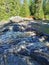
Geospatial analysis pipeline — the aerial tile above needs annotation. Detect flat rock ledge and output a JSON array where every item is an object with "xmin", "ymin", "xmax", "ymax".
[{"xmin": 0, "ymin": 16, "xmax": 33, "ymax": 25}]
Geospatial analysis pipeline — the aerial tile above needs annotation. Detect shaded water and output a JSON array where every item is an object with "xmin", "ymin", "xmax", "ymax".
[{"xmin": 0, "ymin": 21, "xmax": 49, "ymax": 65}]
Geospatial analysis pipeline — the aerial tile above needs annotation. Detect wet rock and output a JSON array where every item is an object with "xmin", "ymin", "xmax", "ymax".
[
  {"xmin": 39, "ymin": 36, "xmax": 45, "ymax": 42},
  {"xmin": 30, "ymin": 52, "xmax": 49, "ymax": 65},
  {"xmin": 2, "ymin": 28, "xmax": 9, "ymax": 33},
  {"xmin": 6, "ymin": 54, "xmax": 28, "ymax": 65},
  {"xmin": 13, "ymin": 25, "xmax": 20, "ymax": 31},
  {"xmin": 25, "ymin": 27, "xmax": 35, "ymax": 31},
  {"xmin": 0, "ymin": 48, "xmax": 4, "ymax": 54}
]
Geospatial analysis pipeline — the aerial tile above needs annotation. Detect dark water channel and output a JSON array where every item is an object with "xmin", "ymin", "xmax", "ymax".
[{"xmin": 0, "ymin": 21, "xmax": 49, "ymax": 65}]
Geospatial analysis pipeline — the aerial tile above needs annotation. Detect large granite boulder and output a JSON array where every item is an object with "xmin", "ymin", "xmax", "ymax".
[{"xmin": 9, "ymin": 16, "xmax": 24, "ymax": 22}]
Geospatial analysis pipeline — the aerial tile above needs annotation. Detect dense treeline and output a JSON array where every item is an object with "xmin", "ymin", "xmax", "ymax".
[{"xmin": 0, "ymin": 0, "xmax": 49, "ymax": 21}]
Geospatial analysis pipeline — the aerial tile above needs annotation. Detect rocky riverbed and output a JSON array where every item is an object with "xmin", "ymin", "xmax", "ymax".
[{"xmin": 0, "ymin": 20, "xmax": 49, "ymax": 65}]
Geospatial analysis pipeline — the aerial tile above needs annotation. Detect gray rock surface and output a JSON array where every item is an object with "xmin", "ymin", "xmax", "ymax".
[{"xmin": 9, "ymin": 16, "xmax": 24, "ymax": 22}]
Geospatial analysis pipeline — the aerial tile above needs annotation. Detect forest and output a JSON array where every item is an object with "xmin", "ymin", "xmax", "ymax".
[{"xmin": 0, "ymin": 0, "xmax": 49, "ymax": 21}]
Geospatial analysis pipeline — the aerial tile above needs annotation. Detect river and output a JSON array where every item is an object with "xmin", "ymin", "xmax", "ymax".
[{"xmin": 0, "ymin": 20, "xmax": 49, "ymax": 65}]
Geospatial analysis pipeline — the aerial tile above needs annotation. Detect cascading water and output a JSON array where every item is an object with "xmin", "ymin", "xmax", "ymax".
[{"xmin": 0, "ymin": 21, "xmax": 49, "ymax": 65}]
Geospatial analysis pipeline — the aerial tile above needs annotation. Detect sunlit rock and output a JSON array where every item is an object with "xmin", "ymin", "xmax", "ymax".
[
  {"xmin": 45, "ymin": 42, "xmax": 49, "ymax": 47},
  {"xmin": 39, "ymin": 36, "xmax": 45, "ymax": 42},
  {"xmin": 9, "ymin": 16, "xmax": 24, "ymax": 22},
  {"xmin": 9, "ymin": 26, "xmax": 13, "ymax": 31}
]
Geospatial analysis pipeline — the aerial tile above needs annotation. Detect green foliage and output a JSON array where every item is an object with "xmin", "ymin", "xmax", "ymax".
[
  {"xmin": 43, "ymin": 0, "xmax": 49, "ymax": 15},
  {"xmin": 34, "ymin": 0, "xmax": 44, "ymax": 19},
  {"xmin": 29, "ymin": 0, "xmax": 35, "ymax": 15},
  {"xmin": 43, "ymin": 0, "xmax": 49, "ymax": 19},
  {"xmin": 20, "ymin": 0, "xmax": 30, "ymax": 17},
  {"xmin": 0, "ymin": 0, "xmax": 49, "ymax": 21},
  {"xmin": 0, "ymin": 0, "xmax": 21, "ymax": 21}
]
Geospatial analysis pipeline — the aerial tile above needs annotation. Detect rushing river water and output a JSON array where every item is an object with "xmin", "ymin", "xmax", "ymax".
[{"xmin": 0, "ymin": 21, "xmax": 49, "ymax": 65}]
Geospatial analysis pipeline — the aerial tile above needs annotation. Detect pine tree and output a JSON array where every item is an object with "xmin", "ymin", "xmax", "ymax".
[
  {"xmin": 7, "ymin": 0, "xmax": 21, "ymax": 16},
  {"xmin": 43, "ymin": 0, "xmax": 49, "ymax": 14},
  {"xmin": 34, "ymin": 0, "xmax": 44, "ymax": 19},
  {"xmin": 43, "ymin": 0, "xmax": 49, "ymax": 19},
  {"xmin": 20, "ymin": 0, "xmax": 30, "ymax": 17},
  {"xmin": 29, "ymin": 0, "xmax": 35, "ymax": 16},
  {"xmin": 0, "ymin": 0, "xmax": 6, "ymax": 20},
  {"xmin": 0, "ymin": 0, "xmax": 21, "ymax": 20},
  {"xmin": 14, "ymin": 0, "xmax": 21, "ymax": 16}
]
